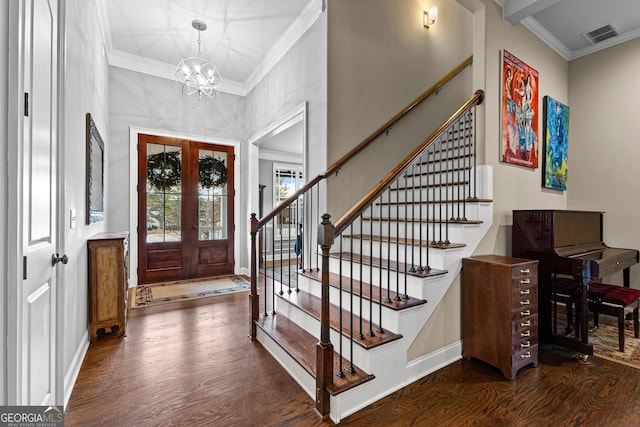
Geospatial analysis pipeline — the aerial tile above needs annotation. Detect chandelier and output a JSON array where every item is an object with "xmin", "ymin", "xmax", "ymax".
[{"xmin": 175, "ymin": 20, "xmax": 221, "ymax": 102}]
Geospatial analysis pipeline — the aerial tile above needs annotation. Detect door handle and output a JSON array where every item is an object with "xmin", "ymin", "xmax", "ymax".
[{"xmin": 52, "ymin": 253, "xmax": 69, "ymax": 266}]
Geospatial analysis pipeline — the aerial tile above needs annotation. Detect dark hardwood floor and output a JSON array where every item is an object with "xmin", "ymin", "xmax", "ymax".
[{"xmin": 65, "ymin": 291, "xmax": 640, "ymax": 426}]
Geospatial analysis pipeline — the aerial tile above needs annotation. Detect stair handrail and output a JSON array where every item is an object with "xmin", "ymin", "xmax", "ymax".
[
  {"xmin": 332, "ymin": 89, "xmax": 485, "ymax": 237},
  {"xmin": 255, "ymin": 55, "xmax": 473, "ymax": 230}
]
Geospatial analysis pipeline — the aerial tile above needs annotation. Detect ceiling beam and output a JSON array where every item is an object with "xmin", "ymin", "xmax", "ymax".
[{"xmin": 501, "ymin": 0, "xmax": 563, "ymax": 24}]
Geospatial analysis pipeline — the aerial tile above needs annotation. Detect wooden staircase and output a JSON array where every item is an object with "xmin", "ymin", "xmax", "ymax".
[
  {"xmin": 254, "ymin": 168, "xmax": 493, "ymax": 422},
  {"xmin": 249, "ymin": 59, "xmax": 492, "ymax": 423}
]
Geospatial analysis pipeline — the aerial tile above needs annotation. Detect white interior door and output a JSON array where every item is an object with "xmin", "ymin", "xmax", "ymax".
[{"xmin": 18, "ymin": 0, "xmax": 59, "ymax": 405}]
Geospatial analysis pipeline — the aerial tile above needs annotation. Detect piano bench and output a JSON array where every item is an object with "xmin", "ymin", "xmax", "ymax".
[{"xmin": 588, "ymin": 283, "xmax": 640, "ymax": 352}]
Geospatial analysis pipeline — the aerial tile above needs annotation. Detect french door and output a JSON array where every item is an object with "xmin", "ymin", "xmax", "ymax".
[{"xmin": 137, "ymin": 134, "xmax": 234, "ymax": 284}]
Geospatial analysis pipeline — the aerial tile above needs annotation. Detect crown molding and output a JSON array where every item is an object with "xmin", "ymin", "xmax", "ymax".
[
  {"xmin": 258, "ymin": 148, "xmax": 303, "ymax": 163},
  {"xmin": 108, "ymin": 49, "xmax": 246, "ymax": 96},
  {"xmin": 243, "ymin": 0, "xmax": 323, "ymax": 96},
  {"xmin": 95, "ymin": 0, "xmax": 323, "ymax": 98},
  {"xmin": 568, "ymin": 26, "xmax": 640, "ymax": 60},
  {"xmin": 520, "ymin": 17, "xmax": 571, "ymax": 60}
]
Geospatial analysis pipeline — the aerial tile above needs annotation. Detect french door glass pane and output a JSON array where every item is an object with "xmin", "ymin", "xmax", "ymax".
[
  {"xmin": 198, "ymin": 148, "xmax": 228, "ymax": 241},
  {"xmin": 146, "ymin": 143, "xmax": 182, "ymax": 243}
]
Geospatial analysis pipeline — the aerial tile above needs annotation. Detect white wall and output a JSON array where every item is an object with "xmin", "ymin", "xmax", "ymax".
[
  {"xmin": 109, "ymin": 68, "xmax": 246, "ymax": 279},
  {"xmin": 568, "ymin": 37, "xmax": 640, "ymax": 286},
  {"xmin": 62, "ymin": 0, "xmax": 110, "ymax": 388},
  {"xmin": 473, "ymin": 0, "xmax": 569, "ymax": 256},
  {"xmin": 0, "ymin": 0, "xmax": 8, "ymax": 406},
  {"xmin": 245, "ymin": 12, "xmax": 328, "ymax": 181},
  {"xmin": 326, "ymin": 0, "xmax": 474, "ymax": 217}
]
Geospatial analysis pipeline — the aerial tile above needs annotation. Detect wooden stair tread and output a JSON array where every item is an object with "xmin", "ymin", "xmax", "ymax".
[
  {"xmin": 329, "ymin": 252, "xmax": 448, "ymax": 278},
  {"xmin": 255, "ymin": 313, "xmax": 375, "ymax": 395},
  {"xmin": 391, "ymin": 181, "xmax": 470, "ymax": 190},
  {"xmin": 344, "ymin": 234, "xmax": 466, "ymax": 250},
  {"xmin": 405, "ymin": 165, "xmax": 471, "ymax": 178},
  {"xmin": 277, "ymin": 289, "xmax": 403, "ymax": 349},
  {"xmin": 362, "ymin": 216, "xmax": 483, "ymax": 225},
  {"xmin": 377, "ymin": 198, "xmax": 492, "ymax": 206},
  {"xmin": 300, "ymin": 270, "xmax": 427, "ymax": 311}
]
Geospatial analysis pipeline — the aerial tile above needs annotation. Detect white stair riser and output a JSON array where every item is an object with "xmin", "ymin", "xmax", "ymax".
[
  {"xmin": 363, "ymin": 203, "xmax": 481, "ymax": 222},
  {"xmin": 333, "ymin": 240, "xmax": 449, "ymax": 270},
  {"xmin": 350, "ymin": 222, "xmax": 472, "ymax": 243}
]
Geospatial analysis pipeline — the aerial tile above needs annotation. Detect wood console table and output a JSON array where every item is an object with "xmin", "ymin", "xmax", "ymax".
[{"xmin": 88, "ymin": 232, "xmax": 129, "ymax": 342}]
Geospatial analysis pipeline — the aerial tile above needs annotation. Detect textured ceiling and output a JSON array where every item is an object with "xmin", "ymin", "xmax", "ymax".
[
  {"xmin": 100, "ymin": 0, "xmax": 640, "ymax": 96},
  {"xmin": 498, "ymin": 0, "xmax": 640, "ymax": 59},
  {"xmin": 101, "ymin": 0, "xmax": 313, "ymax": 93}
]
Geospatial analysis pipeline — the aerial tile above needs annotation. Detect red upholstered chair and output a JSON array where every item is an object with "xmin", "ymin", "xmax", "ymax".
[{"xmin": 588, "ymin": 283, "xmax": 640, "ymax": 352}]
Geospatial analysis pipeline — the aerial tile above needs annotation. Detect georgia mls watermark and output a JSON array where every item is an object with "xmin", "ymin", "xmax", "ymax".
[{"xmin": 0, "ymin": 406, "xmax": 63, "ymax": 427}]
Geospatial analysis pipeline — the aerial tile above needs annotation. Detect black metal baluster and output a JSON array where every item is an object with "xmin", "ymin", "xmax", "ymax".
[
  {"xmin": 395, "ymin": 181, "xmax": 401, "ymax": 301},
  {"xmin": 378, "ymin": 192, "xmax": 385, "ymax": 334},
  {"xmin": 403, "ymin": 171, "xmax": 409, "ymax": 298},
  {"xmin": 470, "ymin": 110, "xmax": 477, "ymax": 201},
  {"xmin": 287, "ymin": 207, "xmax": 292, "ymax": 294},
  {"xmin": 279, "ymin": 212, "xmax": 284, "ymax": 295},
  {"xmin": 423, "ymin": 151, "xmax": 430, "ymax": 272},
  {"xmin": 358, "ymin": 216, "xmax": 364, "ymax": 340},
  {"xmin": 316, "ymin": 184, "xmax": 321, "ymax": 271},
  {"xmin": 410, "ymin": 165, "xmax": 416, "ymax": 273},
  {"xmin": 337, "ymin": 235, "xmax": 345, "ymax": 378},
  {"xmin": 272, "ymin": 218, "xmax": 277, "ymax": 314},
  {"xmin": 368, "ymin": 207, "xmax": 375, "ymax": 337},
  {"xmin": 348, "ymin": 225, "xmax": 356, "ymax": 374},
  {"xmin": 456, "ymin": 120, "xmax": 462, "ymax": 221},
  {"xmin": 444, "ymin": 134, "xmax": 450, "ymax": 245},
  {"xmin": 430, "ymin": 147, "xmax": 436, "ymax": 246},
  {"xmin": 417, "ymin": 156, "xmax": 424, "ymax": 274}
]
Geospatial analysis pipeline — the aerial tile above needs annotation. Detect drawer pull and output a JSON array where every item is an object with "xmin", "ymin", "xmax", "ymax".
[
  {"xmin": 520, "ymin": 310, "xmax": 531, "ymax": 316},
  {"xmin": 520, "ymin": 268, "xmax": 530, "ymax": 274},
  {"xmin": 521, "ymin": 331, "xmax": 531, "ymax": 338},
  {"xmin": 521, "ymin": 320, "xmax": 531, "ymax": 327},
  {"xmin": 520, "ymin": 279, "xmax": 531, "ymax": 284},
  {"xmin": 521, "ymin": 341, "xmax": 531, "ymax": 348},
  {"xmin": 520, "ymin": 299, "xmax": 530, "ymax": 306},
  {"xmin": 520, "ymin": 289, "xmax": 530, "ymax": 295},
  {"xmin": 522, "ymin": 351, "xmax": 532, "ymax": 359}
]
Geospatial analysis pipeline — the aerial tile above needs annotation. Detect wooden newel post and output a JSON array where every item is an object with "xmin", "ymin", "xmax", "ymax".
[
  {"xmin": 249, "ymin": 213, "xmax": 259, "ymax": 339},
  {"xmin": 315, "ymin": 213, "xmax": 335, "ymax": 416}
]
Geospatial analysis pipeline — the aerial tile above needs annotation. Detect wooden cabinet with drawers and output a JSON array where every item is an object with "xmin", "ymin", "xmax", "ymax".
[
  {"xmin": 88, "ymin": 232, "xmax": 129, "ymax": 342},
  {"xmin": 462, "ymin": 255, "xmax": 538, "ymax": 380}
]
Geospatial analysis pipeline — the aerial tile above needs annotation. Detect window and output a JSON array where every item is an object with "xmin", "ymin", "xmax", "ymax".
[{"xmin": 273, "ymin": 163, "xmax": 303, "ymax": 239}]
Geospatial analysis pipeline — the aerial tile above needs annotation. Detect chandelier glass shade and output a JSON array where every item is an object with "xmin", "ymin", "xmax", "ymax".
[{"xmin": 175, "ymin": 20, "xmax": 221, "ymax": 101}]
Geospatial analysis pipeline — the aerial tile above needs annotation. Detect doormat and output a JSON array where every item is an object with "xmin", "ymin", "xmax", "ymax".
[{"xmin": 133, "ymin": 275, "xmax": 250, "ymax": 308}]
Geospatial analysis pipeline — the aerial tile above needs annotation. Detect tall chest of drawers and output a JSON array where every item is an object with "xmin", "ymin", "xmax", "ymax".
[{"xmin": 462, "ymin": 255, "xmax": 538, "ymax": 380}]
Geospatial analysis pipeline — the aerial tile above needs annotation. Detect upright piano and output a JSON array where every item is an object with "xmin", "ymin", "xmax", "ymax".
[{"xmin": 512, "ymin": 210, "xmax": 639, "ymax": 355}]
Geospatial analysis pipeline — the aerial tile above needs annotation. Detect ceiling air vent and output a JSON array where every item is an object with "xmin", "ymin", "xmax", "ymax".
[{"xmin": 583, "ymin": 24, "xmax": 618, "ymax": 44}]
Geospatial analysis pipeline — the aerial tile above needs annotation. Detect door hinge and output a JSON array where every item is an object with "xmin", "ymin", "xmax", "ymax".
[
  {"xmin": 24, "ymin": 93, "xmax": 29, "ymax": 117},
  {"xmin": 23, "ymin": 256, "xmax": 27, "ymax": 279}
]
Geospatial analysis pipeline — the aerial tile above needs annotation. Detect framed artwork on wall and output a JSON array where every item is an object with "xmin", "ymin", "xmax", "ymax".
[
  {"xmin": 500, "ymin": 50, "xmax": 539, "ymax": 169},
  {"xmin": 86, "ymin": 113, "xmax": 105, "ymax": 224},
  {"xmin": 542, "ymin": 96, "xmax": 570, "ymax": 190}
]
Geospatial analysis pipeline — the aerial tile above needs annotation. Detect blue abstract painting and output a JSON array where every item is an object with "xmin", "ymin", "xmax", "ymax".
[{"xmin": 543, "ymin": 96, "xmax": 569, "ymax": 190}]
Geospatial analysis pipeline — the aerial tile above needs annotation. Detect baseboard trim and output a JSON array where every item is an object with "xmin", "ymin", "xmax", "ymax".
[
  {"xmin": 63, "ymin": 330, "xmax": 89, "ymax": 409},
  {"xmin": 405, "ymin": 340, "xmax": 462, "ymax": 385}
]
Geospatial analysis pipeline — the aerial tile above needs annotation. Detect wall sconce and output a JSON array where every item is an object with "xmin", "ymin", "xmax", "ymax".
[{"xmin": 423, "ymin": 7, "xmax": 438, "ymax": 28}]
